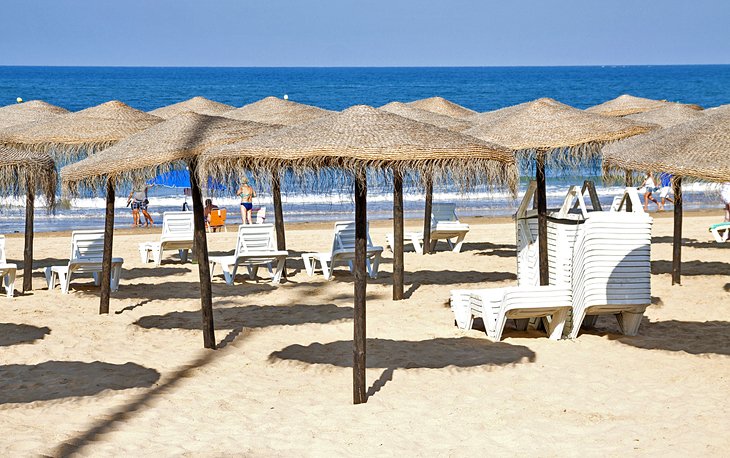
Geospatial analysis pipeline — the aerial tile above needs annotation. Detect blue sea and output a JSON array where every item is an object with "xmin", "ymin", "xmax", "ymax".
[{"xmin": 1, "ymin": 65, "xmax": 729, "ymax": 232}]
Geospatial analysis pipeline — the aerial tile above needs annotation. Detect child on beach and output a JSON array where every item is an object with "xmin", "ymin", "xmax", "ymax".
[
  {"xmin": 237, "ymin": 178, "xmax": 256, "ymax": 224},
  {"xmin": 658, "ymin": 172, "xmax": 674, "ymax": 210},
  {"xmin": 639, "ymin": 172, "xmax": 662, "ymax": 212}
]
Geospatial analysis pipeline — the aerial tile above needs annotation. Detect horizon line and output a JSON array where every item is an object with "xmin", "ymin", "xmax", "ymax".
[{"xmin": 1, "ymin": 63, "xmax": 729, "ymax": 69}]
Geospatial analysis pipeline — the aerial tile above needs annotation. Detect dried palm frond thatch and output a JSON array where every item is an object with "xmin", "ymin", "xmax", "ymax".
[
  {"xmin": 61, "ymin": 112, "xmax": 282, "ymax": 194},
  {"xmin": 586, "ymin": 94, "xmax": 702, "ymax": 117},
  {"xmin": 602, "ymin": 108, "xmax": 730, "ymax": 183},
  {"xmin": 0, "ymin": 100, "xmax": 69, "ymax": 129},
  {"xmin": 379, "ymin": 102, "xmax": 473, "ymax": 132},
  {"xmin": 406, "ymin": 96, "xmax": 476, "ymax": 119},
  {"xmin": 149, "ymin": 96, "xmax": 235, "ymax": 119},
  {"xmin": 223, "ymin": 96, "xmax": 334, "ymax": 126},
  {"xmin": 201, "ymin": 105, "xmax": 516, "ymax": 192},
  {"xmin": 0, "ymin": 101, "xmax": 162, "ymax": 158},
  {"xmin": 0, "ymin": 145, "xmax": 57, "ymax": 207},
  {"xmin": 624, "ymin": 104, "xmax": 706, "ymax": 128}
]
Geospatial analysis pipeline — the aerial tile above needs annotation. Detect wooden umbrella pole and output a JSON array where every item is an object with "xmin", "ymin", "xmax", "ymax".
[
  {"xmin": 188, "ymin": 158, "xmax": 216, "ymax": 349},
  {"xmin": 422, "ymin": 177, "xmax": 433, "ymax": 255},
  {"xmin": 536, "ymin": 153, "xmax": 549, "ymax": 286},
  {"xmin": 22, "ymin": 176, "xmax": 35, "ymax": 293},
  {"xmin": 353, "ymin": 169, "xmax": 368, "ymax": 404},
  {"xmin": 625, "ymin": 170, "xmax": 633, "ymax": 212},
  {"xmin": 99, "ymin": 179, "xmax": 115, "ymax": 314},
  {"xmin": 392, "ymin": 168, "xmax": 404, "ymax": 300},
  {"xmin": 271, "ymin": 168, "xmax": 287, "ymax": 279},
  {"xmin": 672, "ymin": 177, "xmax": 683, "ymax": 286}
]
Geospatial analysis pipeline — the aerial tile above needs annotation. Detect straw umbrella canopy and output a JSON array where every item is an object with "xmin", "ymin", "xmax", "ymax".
[
  {"xmin": 0, "ymin": 100, "xmax": 69, "ymax": 129},
  {"xmin": 62, "ymin": 112, "xmax": 282, "ymax": 346},
  {"xmin": 223, "ymin": 96, "xmax": 335, "ymax": 262},
  {"xmin": 223, "ymin": 96, "xmax": 334, "ymax": 126},
  {"xmin": 406, "ymin": 96, "xmax": 476, "ymax": 119},
  {"xmin": 586, "ymin": 94, "xmax": 703, "ymax": 117},
  {"xmin": 603, "ymin": 108, "xmax": 730, "ymax": 286},
  {"xmin": 0, "ymin": 100, "xmax": 162, "ymax": 158},
  {"xmin": 379, "ymin": 102, "xmax": 473, "ymax": 132},
  {"xmin": 0, "ymin": 146, "xmax": 57, "ymax": 294},
  {"xmin": 148, "ymin": 96, "xmax": 235, "ymax": 119},
  {"xmin": 624, "ymin": 104, "xmax": 706, "ymax": 128},
  {"xmin": 201, "ymin": 105, "xmax": 516, "ymax": 404},
  {"xmin": 465, "ymin": 97, "xmax": 655, "ymax": 286}
]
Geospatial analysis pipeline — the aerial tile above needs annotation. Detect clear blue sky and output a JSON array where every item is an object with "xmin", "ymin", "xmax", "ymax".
[{"xmin": 2, "ymin": 0, "xmax": 728, "ymax": 67}]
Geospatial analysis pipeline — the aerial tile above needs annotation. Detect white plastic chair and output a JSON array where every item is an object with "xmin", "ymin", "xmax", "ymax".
[
  {"xmin": 209, "ymin": 224, "xmax": 288, "ymax": 285},
  {"xmin": 709, "ymin": 222, "xmax": 730, "ymax": 243},
  {"xmin": 385, "ymin": 202, "xmax": 470, "ymax": 254},
  {"xmin": 0, "ymin": 235, "xmax": 17, "ymax": 298},
  {"xmin": 302, "ymin": 221, "xmax": 383, "ymax": 280},
  {"xmin": 139, "ymin": 212, "xmax": 194, "ymax": 266},
  {"xmin": 45, "ymin": 230, "xmax": 123, "ymax": 294}
]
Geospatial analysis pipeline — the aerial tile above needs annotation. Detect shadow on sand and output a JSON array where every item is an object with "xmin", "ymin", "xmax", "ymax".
[
  {"xmin": 607, "ymin": 319, "xmax": 730, "ymax": 356},
  {"xmin": 269, "ymin": 337, "xmax": 535, "ymax": 397},
  {"xmin": 0, "ymin": 361, "xmax": 160, "ymax": 404},
  {"xmin": 651, "ymin": 260, "xmax": 730, "ymax": 276},
  {"xmin": 135, "ymin": 303, "xmax": 353, "ymax": 331},
  {"xmin": 0, "ymin": 323, "xmax": 51, "ymax": 346}
]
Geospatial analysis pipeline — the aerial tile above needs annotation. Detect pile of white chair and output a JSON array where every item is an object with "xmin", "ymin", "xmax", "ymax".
[{"xmin": 450, "ymin": 183, "xmax": 653, "ymax": 341}]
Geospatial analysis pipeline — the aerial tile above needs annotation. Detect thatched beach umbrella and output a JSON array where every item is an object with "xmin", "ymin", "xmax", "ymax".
[
  {"xmin": 624, "ymin": 104, "xmax": 706, "ymax": 128},
  {"xmin": 0, "ymin": 100, "xmax": 69, "ymax": 129},
  {"xmin": 0, "ymin": 100, "xmax": 162, "ymax": 159},
  {"xmin": 465, "ymin": 97, "xmax": 654, "ymax": 285},
  {"xmin": 380, "ymin": 101, "xmax": 475, "ymax": 254},
  {"xmin": 201, "ymin": 105, "xmax": 516, "ymax": 404},
  {"xmin": 149, "ymin": 96, "xmax": 235, "ymax": 119},
  {"xmin": 223, "ymin": 96, "xmax": 335, "ymax": 261},
  {"xmin": 603, "ymin": 109, "xmax": 730, "ymax": 285},
  {"xmin": 586, "ymin": 94, "xmax": 703, "ymax": 117},
  {"xmin": 406, "ymin": 96, "xmax": 476, "ymax": 119},
  {"xmin": 62, "ymin": 112, "xmax": 280, "ymax": 347},
  {"xmin": 0, "ymin": 146, "xmax": 57, "ymax": 293}
]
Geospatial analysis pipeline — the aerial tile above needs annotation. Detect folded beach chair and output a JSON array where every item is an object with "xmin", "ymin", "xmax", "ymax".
[
  {"xmin": 45, "ymin": 230, "xmax": 124, "ymax": 294},
  {"xmin": 209, "ymin": 224, "xmax": 288, "ymax": 285},
  {"xmin": 568, "ymin": 210, "xmax": 653, "ymax": 338},
  {"xmin": 385, "ymin": 202, "xmax": 470, "ymax": 254},
  {"xmin": 709, "ymin": 222, "xmax": 730, "ymax": 243},
  {"xmin": 207, "ymin": 208, "xmax": 227, "ymax": 233},
  {"xmin": 139, "ymin": 211, "xmax": 194, "ymax": 266},
  {"xmin": 302, "ymin": 221, "xmax": 383, "ymax": 280},
  {"xmin": 0, "ymin": 235, "xmax": 17, "ymax": 298}
]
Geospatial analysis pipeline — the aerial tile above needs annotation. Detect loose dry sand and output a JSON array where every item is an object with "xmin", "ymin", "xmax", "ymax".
[{"xmin": 0, "ymin": 211, "xmax": 728, "ymax": 456}]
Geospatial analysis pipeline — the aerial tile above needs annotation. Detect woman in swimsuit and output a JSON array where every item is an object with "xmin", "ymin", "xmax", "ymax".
[
  {"xmin": 237, "ymin": 178, "xmax": 256, "ymax": 224},
  {"xmin": 639, "ymin": 172, "xmax": 661, "ymax": 212}
]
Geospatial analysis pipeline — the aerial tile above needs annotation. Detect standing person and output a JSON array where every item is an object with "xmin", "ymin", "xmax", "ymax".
[
  {"xmin": 721, "ymin": 182, "xmax": 730, "ymax": 222},
  {"xmin": 204, "ymin": 198, "xmax": 220, "ymax": 231},
  {"xmin": 658, "ymin": 172, "xmax": 674, "ymax": 210},
  {"xmin": 639, "ymin": 172, "xmax": 661, "ymax": 212},
  {"xmin": 237, "ymin": 177, "xmax": 256, "ymax": 224},
  {"xmin": 127, "ymin": 185, "xmax": 154, "ymax": 227}
]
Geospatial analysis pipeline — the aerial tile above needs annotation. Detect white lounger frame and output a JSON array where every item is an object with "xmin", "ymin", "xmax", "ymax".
[
  {"xmin": 46, "ymin": 230, "xmax": 123, "ymax": 294},
  {"xmin": 302, "ymin": 221, "xmax": 383, "ymax": 280},
  {"xmin": 209, "ymin": 224, "xmax": 288, "ymax": 285},
  {"xmin": 385, "ymin": 202, "xmax": 470, "ymax": 254},
  {"xmin": 139, "ymin": 211, "xmax": 195, "ymax": 266},
  {"xmin": 0, "ymin": 235, "xmax": 17, "ymax": 298}
]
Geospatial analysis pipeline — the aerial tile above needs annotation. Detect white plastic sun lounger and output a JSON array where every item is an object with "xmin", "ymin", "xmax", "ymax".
[
  {"xmin": 139, "ymin": 211, "xmax": 194, "ymax": 266},
  {"xmin": 209, "ymin": 223, "xmax": 288, "ymax": 285},
  {"xmin": 0, "ymin": 235, "xmax": 17, "ymax": 298},
  {"xmin": 302, "ymin": 221, "xmax": 383, "ymax": 280},
  {"xmin": 385, "ymin": 202, "xmax": 470, "ymax": 254},
  {"xmin": 709, "ymin": 222, "xmax": 730, "ymax": 243},
  {"xmin": 45, "ymin": 230, "xmax": 123, "ymax": 294},
  {"xmin": 450, "ymin": 285, "xmax": 572, "ymax": 340}
]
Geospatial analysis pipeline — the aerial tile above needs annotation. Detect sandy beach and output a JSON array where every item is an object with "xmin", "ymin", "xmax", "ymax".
[{"xmin": 0, "ymin": 210, "xmax": 728, "ymax": 456}]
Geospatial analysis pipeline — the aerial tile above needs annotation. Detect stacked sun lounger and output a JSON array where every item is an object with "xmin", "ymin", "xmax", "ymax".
[{"xmin": 568, "ymin": 210, "xmax": 653, "ymax": 338}]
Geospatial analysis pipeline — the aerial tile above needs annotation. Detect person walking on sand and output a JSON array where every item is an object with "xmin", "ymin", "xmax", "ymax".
[
  {"xmin": 237, "ymin": 178, "xmax": 256, "ymax": 224},
  {"xmin": 127, "ymin": 185, "xmax": 154, "ymax": 227},
  {"xmin": 658, "ymin": 172, "xmax": 674, "ymax": 210},
  {"xmin": 639, "ymin": 172, "xmax": 661, "ymax": 212}
]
